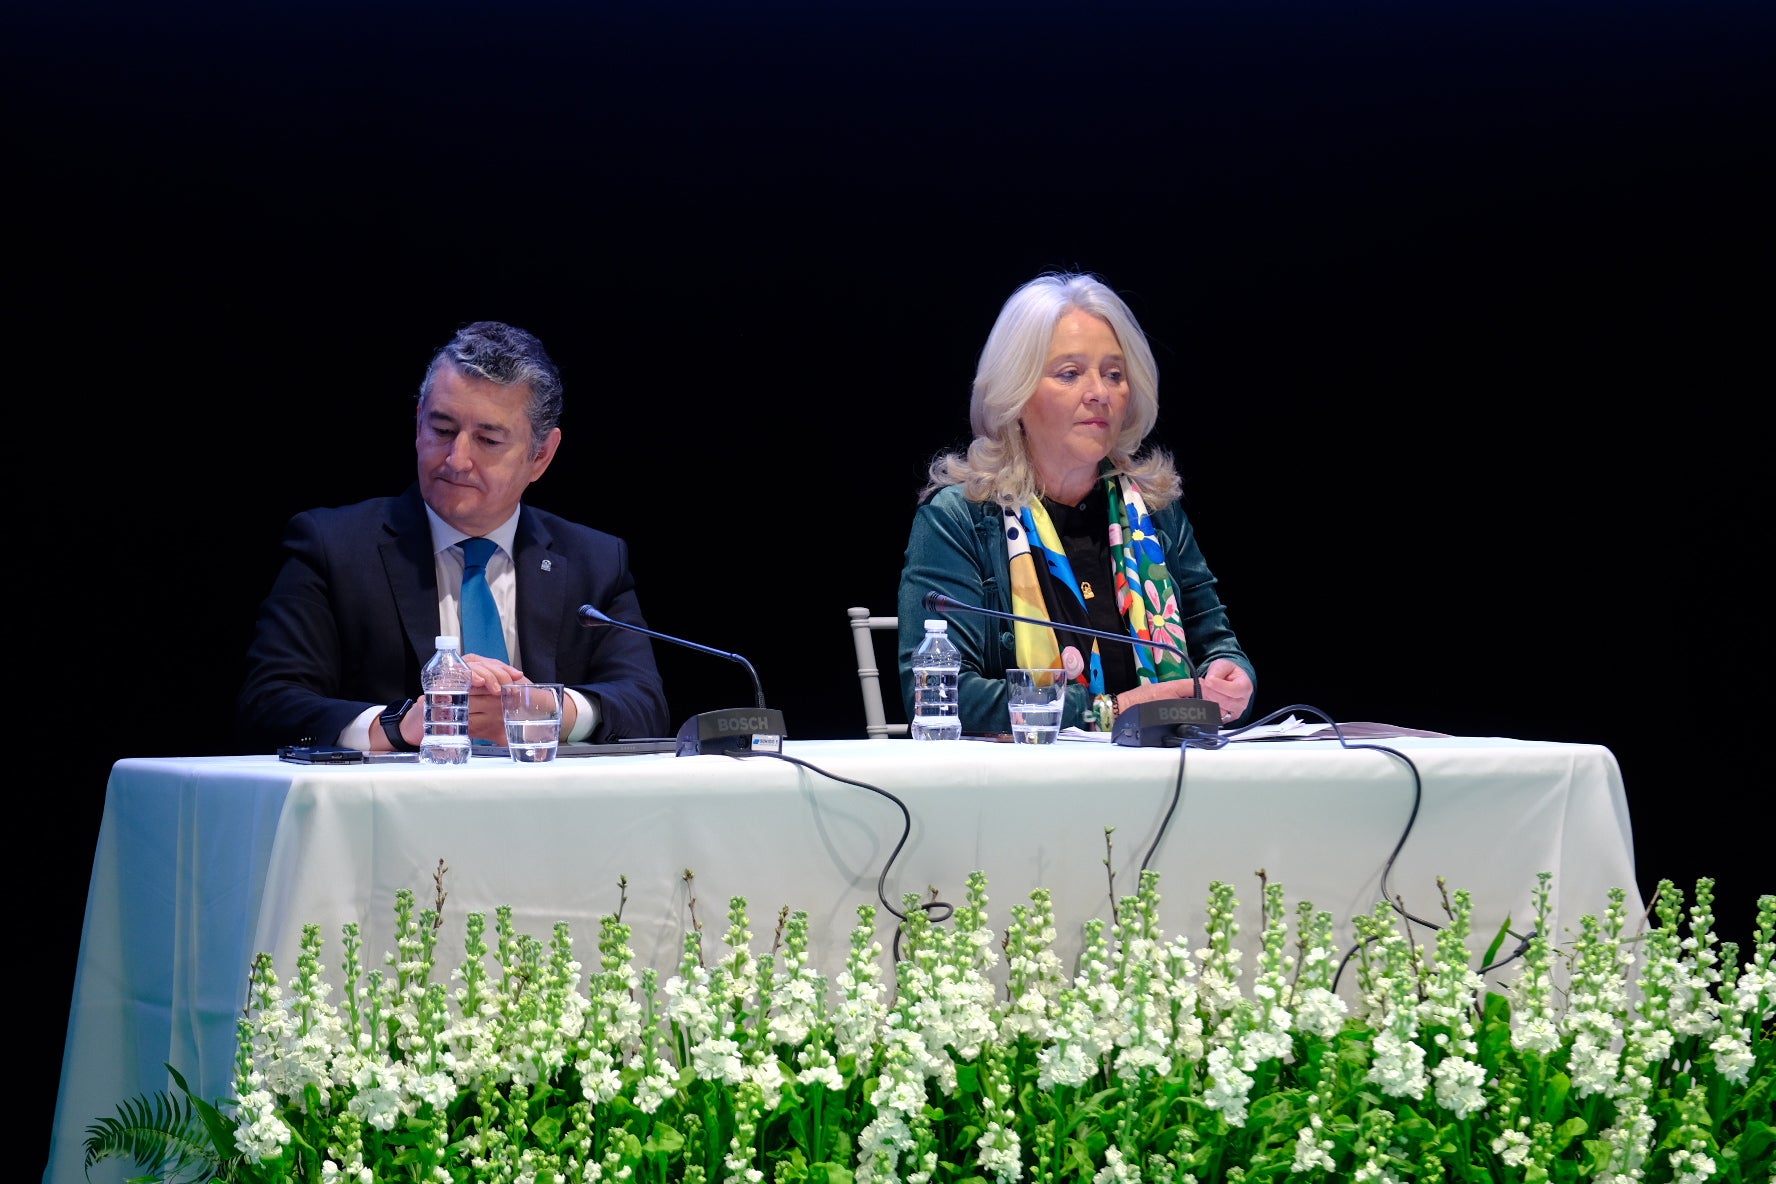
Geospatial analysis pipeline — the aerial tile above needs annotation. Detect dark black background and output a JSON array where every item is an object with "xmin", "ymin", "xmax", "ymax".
[{"xmin": 14, "ymin": 0, "xmax": 1770, "ymax": 1159}]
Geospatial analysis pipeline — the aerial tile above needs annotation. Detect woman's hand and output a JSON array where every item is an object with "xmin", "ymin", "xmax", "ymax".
[
  {"xmin": 1197, "ymin": 659, "xmax": 1253, "ymax": 724},
  {"xmin": 1114, "ymin": 659, "xmax": 1253, "ymax": 725}
]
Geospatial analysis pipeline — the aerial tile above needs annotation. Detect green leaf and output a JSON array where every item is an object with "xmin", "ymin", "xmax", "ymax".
[
  {"xmin": 1392, "ymin": 1103, "xmax": 1435, "ymax": 1142},
  {"xmin": 1541, "ymin": 1071, "xmax": 1573, "ymax": 1122},
  {"xmin": 530, "ymin": 1111, "xmax": 563, "ymax": 1148},
  {"xmin": 955, "ymin": 1061, "xmax": 981, "ymax": 1096},
  {"xmin": 81, "ymin": 1089, "xmax": 220, "ymax": 1184},
  {"xmin": 1479, "ymin": 914, "xmax": 1512, "ymax": 970},
  {"xmin": 644, "ymin": 1121, "xmax": 686, "ymax": 1155},
  {"xmin": 608, "ymin": 1093, "xmax": 647, "ymax": 1119},
  {"xmin": 807, "ymin": 1161, "xmax": 857, "ymax": 1184},
  {"xmin": 168, "ymin": 1063, "xmax": 243, "ymax": 1161},
  {"xmin": 1065, "ymin": 1136, "xmax": 1100, "ymax": 1179},
  {"xmin": 1480, "ymin": 989, "xmax": 1514, "ymax": 1025},
  {"xmin": 1725, "ymin": 1118, "xmax": 1774, "ymax": 1176},
  {"xmin": 1338, "ymin": 1039, "xmax": 1375, "ymax": 1071}
]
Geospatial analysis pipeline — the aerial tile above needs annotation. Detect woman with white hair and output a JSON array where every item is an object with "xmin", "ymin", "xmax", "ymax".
[{"xmin": 896, "ymin": 271, "xmax": 1255, "ymax": 736}]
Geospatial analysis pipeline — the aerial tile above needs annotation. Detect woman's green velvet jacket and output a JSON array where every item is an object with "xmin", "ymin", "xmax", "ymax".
[{"xmin": 896, "ymin": 484, "xmax": 1256, "ymax": 735}]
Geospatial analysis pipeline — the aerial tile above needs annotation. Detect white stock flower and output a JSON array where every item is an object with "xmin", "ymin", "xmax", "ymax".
[
  {"xmin": 999, "ymin": 985, "xmax": 1056, "ymax": 1042},
  {"xmin": 234, "ymin": 1088, "xmax": 294, "ymax": 1161},
  {"xmin": 410, "ymin": 1071, "xmax": 457, "ymax": 1111},
  {"xmin": 347, "ymin": 1072, "xmax": 408, "ymax": 1131},
  {"xmin": 1035, "ymin": 1040, "xmax": 1094, "ymax": 1090},
  {"xmin": 663, "ymin": 971, "xmax": 720, "ymax": 1046},
  {"xmin": 601, "ymin": 993, "xmax": 643, "ymax": 1048},
  {"xmin": 1092, "ymin": 1146, "xmax": 1140, "ymax": 1184},
  {"xmin": 1292, "ymin": 986, "xmax": 1348, "ymax": 1041},
  {"xmin": 1736, "ymin": 962, "xmax": 1776, "ymax": 1011},
  {"xmin": 1292, "ymin": 1124, "xmax": 1336, "ymax": 1173},
  {"xmin": 1431, "ymin": 1055, "xmax": 1488, "ymax": 1119},
  {"xmin": 633, "ymin": 1069, "xmax": 676, "ymax": 1115},
  {"xmin": 1707, "ymin": 1028, "xmax": 1755, "ymax": 1084},
  {"xmin": 691, "ymin": 1036, "xmax": 746, "ymax": 1085},
  {"xmin": 797, "ymin": 1063, "xmax": 844, "ymax": 1091},
  {"xmin": 1568, "ymin": 1030, "xmax": 1622, "ymax": 1098},
  {"xmin": 1201, "ymin": 1044, "xmax": 1254, "ymax": 1127},
  {"xmin": 1241, "ymin": 1028, "xmax": 1292, "ymax": 1067},
  {"xmin": 1194, "ymin": 964, "xmax": 1244, "ymax": 1022},
  {"xmin": 1668, "ymin": 1148, "xmax": 1717, "ymax": 1184},
  {"xmin": 577, "ymin": 1048, "xmax": 624, "ymax": 1103},
  {"xmin": 1511, "ymin": 1013, "xmax": 1561, "ymax": 1055},
  {"xmin": 1592, "ymin": 1102, "xmax": 1658, "ymax": 1184},
  {"xmin": 854, "ymin": 1032, "xmax": 925, "ymax": 1184},
  {"xmin": 1491, "ymin": 1128, "xmax": 1532, "ymax": 1167},
  {"xmin": 767, "ymin": 977, "xmax": 819, "ymax": 1046},
  {"xmin": 1668, "ymin": 971, "xmax": 1723, "ymax": 1038},
  {"xmin": 1113, "ymin": 1044, "xmax": 1171, "ymax": 1081},
  {"xmin": 1366, "ymin": 1028, "xmax": 1427, "ymax": 1100},
  {"xmin": 833, "ymin": 967, "xmax": 888, "ymax": 1063},
  {"xmin": 746, "ymin": 1057, "xmax": 787, "ymax": 1111},
  {"xmin": 975, "ymin": 1119, "xmax": 1022, "ymax": 1184}
]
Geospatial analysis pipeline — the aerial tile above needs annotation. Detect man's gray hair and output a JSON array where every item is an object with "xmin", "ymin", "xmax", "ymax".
[{"xmin": 419, "ymin": 320, "xmax": 564, "ymax": 454}]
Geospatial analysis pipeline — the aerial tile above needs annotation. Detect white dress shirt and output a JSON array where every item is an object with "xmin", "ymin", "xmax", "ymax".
[{"xmin": 339, "ymin": 506, "xmax": 596, "ymax": 747}]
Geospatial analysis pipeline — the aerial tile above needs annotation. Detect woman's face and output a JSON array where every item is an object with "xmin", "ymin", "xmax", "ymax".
[{"xmin": 1020, "ymin": 309, "xmax": 1129, "ymax": 499}]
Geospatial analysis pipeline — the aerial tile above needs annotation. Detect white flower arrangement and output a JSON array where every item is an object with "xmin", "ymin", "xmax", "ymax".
[{"xmin": 87, "ymin": 868, "xmax": 1774, "ymax": 1184}]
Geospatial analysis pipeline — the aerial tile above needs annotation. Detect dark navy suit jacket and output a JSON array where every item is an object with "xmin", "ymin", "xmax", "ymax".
[{"xmin": 237, "ymin": 484, "xmax": 669, "ymax": 751}]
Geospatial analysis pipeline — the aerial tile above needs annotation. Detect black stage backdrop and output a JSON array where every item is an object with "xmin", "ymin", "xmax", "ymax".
[{"xmin": 14, "ymin": 0, "xmax": 1770, "ymax": 1157}]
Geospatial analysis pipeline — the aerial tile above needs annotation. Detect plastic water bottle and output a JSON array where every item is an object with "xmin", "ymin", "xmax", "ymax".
[
  {"xmin": 419, "ymin": 634, "xmax": 472, "ymax": 765},
  {"xmin": 910, "ymin": 619, "xmax": 962, "ymax": 740}
]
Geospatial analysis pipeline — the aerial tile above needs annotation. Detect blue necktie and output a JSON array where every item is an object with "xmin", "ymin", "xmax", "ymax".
[{"xmin": 459, "ymin": 537, "xmax": 509, "ymax": 663}]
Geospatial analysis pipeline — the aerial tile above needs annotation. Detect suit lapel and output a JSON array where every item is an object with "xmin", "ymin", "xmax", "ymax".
[
  {"xmin": 512, "ymin": 507, "xmax": 569, "ymax": 682},
  {"xmin": 382, "ymin": 487, "xmax": 441, "ymax": 665}
]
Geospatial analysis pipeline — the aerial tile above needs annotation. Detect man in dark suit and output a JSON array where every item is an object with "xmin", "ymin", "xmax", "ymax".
[{"xmin": 237, "ymin": 320, "xmax": 669, "ymax": 753}]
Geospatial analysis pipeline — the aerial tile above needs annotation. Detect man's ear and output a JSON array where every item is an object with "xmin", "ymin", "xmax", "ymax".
[{"xmin": 530, "ymin": 427, "xmax": 563, "ymax": 479}]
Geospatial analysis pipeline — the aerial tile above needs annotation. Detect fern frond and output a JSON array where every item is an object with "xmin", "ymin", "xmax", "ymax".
[{"xmin": 83, "ymin": 1089, "xmax": 222, "ymax": 1184}]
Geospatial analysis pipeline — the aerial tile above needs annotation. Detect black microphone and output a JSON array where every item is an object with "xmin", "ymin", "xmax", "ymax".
[
  {"xmin": 921, "ymin": 589, "xmax": 1220, "ymax": 747},
  {"xmin": 578, "ymin": 604, "xmax": 786, "ymax": 756}
]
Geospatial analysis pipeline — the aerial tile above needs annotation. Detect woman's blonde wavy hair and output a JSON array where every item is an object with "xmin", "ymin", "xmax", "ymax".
[{"xmin": 920, "ymin": 272, "xmax": 1181, "ymax": 511}]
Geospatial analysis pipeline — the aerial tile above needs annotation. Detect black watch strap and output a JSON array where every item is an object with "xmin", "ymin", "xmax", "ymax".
[{"xmin": 379, "ymin": 698, "xmax": 418, "ymax": 751}]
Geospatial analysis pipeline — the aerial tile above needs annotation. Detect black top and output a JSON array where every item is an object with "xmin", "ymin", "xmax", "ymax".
[{"xmin": 1034, "ymin": 485, "xmax": 1139, "ymax": 695}]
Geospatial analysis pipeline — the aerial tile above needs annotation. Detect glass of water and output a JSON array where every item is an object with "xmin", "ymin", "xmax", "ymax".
[
  {"xmin": 1006, "ymin": 668, "xmax": 1065, "ymax": 744},
  {"xmin": 500, "ymin": 682, "xmax": 564, "ymax": 763}
]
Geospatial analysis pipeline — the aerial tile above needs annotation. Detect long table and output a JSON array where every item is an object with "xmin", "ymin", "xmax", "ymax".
[{"xmin": 48, "ymin": 734, "xmax": 1638, "ymax": 1184}]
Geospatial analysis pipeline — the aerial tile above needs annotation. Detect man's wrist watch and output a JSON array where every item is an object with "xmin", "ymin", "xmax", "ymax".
[{"xmin": 379, "ymin": 698, "xmax": 418, "ymax": 751}]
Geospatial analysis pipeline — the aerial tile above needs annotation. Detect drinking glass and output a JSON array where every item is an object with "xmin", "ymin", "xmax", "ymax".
[
  {"xmin": 1007, "ymin": 668, "xmax": 1064, "ymax": 744},
  {"xmin": 500, "ymin": 683, "xmax": 564, "ymax": 763}
]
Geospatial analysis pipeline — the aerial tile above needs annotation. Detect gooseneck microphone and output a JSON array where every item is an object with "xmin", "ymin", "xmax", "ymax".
[
  {"xmin": 578, "ymin": 604, "xmax": 785, "ymax": 755},
  {"xmin": 921, "ymin": 589, "xmax": 1219, "ymax": 747},
  {"xmin": 921, "ymin": 590, "xmax": 1196, "ymax": 679},
  {"xmin": 578, "ymin": 604, "xmax": 767, "ymax": 707}
]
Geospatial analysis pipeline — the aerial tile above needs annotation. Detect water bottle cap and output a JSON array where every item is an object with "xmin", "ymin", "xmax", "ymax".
[
  {"xmin": 435, "ymin": 635, "xmax": 460, "ymax": 650},
  {"xmin": 923, "ymin": 620, "xmax": 947, "ymax": 631}
]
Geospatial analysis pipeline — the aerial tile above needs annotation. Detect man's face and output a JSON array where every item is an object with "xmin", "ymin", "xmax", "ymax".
[{"xmin": 416, "ymin": 364, "xmax": 560, "ymax": 537}]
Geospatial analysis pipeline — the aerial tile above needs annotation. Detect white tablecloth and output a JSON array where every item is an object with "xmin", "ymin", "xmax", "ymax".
[{"xmin": 48, "ymin": 734, "xmax": 1637, "ymax": 1184}]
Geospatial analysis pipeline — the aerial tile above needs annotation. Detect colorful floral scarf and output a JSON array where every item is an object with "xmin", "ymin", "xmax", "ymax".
[{"xmin": 1004, "ymin": 474, "xmax": 1192, "ymax": 710}]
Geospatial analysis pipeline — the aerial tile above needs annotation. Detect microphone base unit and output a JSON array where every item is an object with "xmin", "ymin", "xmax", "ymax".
[
  {"xmin": 675, "ymin": 708, "xmax": 787, "ymax": 756},
  {"xmin": 1113, "ymin": 698, "xmax": 1220, "ymax": 747}
]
